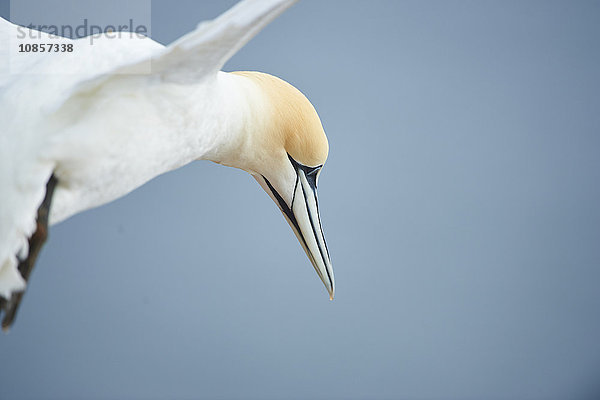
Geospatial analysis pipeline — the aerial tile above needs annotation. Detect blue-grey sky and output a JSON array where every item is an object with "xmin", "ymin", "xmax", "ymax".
[{"xmin": 1, "ymin": 1, "xmax": 600, "ymax": 399}]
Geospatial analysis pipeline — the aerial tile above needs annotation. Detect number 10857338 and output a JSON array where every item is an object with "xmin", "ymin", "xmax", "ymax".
[{"xmin": 18, "ymin": 43, "xmax": 74, "ymax": 52}]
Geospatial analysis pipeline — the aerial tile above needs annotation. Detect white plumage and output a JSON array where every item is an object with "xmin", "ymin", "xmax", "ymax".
[{"xmin": 0, "ymin": 0, "xmax": 334, "ymax": 328}]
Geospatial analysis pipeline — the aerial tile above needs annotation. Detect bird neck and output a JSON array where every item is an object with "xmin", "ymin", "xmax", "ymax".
[{"xmin": 194, "ymin": 71, "xmax": 270, "ymax": 174}]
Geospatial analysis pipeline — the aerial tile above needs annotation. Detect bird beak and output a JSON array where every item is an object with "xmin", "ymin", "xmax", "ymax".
[{"xmin": 256, "ymin": 156, "xmax": 334, "ymax": 300}]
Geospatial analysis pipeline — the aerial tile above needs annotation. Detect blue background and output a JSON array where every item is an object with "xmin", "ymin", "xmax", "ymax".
[{"xmin": 1, "ymin": 1, "xmax": 600, "ymax": 399}]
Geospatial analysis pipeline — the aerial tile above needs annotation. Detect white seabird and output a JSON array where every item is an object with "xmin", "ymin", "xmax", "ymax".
[{"xmin": 0, "ymin": 0, "xmax": 334, "ymax": 330}]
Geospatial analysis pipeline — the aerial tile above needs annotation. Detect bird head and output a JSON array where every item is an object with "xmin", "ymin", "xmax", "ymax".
[{"xmin": 225, "ymin": 71, "xmax": 334, "ymax": 299}]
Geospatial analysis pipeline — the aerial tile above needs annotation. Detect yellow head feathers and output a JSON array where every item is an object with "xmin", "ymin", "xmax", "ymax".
[{"xmin": 231, "ymin": 71, "xmax": 329, "ymax": 167}]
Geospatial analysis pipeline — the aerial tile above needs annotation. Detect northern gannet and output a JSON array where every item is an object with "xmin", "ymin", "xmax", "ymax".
[{"xmin": 0, "ymin": 0, "xmax": 334, "ymax": 330}]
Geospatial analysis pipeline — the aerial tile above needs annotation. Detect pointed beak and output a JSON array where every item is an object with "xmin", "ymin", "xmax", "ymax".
[{"xmin": 258, "ymin": 156, "xmax": 334, "ymax": 299}]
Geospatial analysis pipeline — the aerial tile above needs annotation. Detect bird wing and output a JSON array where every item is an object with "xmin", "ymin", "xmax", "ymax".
[
  {"xmin": 0, "ymin": 17, "xmax": 160, "ymax": 300},
  {"xmin": 68, "ymin": 0, "xmax": 298, "ymax": 98},
  {"xmin": 150, "ymin": 0, "xmax": 298, "ymax": 83},
  {"xmin": 0, "ymin": 106, "xmax": 54, "ymax": 299},
  {"xmin": 0, "ymin": 0, "xmax": 299, "ymax": 300},
  {"xmin": 0, "ymin": 19, "xmax": 56, "ymax": 299}
]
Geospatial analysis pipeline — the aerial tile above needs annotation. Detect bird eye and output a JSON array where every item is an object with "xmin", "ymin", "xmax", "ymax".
[
  {"xmin": 303, "ymin": 165, "xmax": 321, "ymax": 190},
  {"xmin": 305, "ymin": 165, "xmax": 321, "ymax": 177},
  {"xmin": 287, "ymin": 154, "xmax": 322, "ymax": 190}
]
